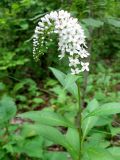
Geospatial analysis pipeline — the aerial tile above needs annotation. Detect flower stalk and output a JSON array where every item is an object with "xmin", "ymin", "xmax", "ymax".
[{"xmin": 76, "ymin": 81, "xmax": 83, "ymax": 160}]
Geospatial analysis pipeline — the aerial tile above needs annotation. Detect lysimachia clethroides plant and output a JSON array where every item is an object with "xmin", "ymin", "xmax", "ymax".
[
  {"xmin": 19, "ymin": 10, "xmax": 120, "ymax": 160},
  {"xmin": 33, "ymin": 10, "xmax": 89, "ymax": 159}
]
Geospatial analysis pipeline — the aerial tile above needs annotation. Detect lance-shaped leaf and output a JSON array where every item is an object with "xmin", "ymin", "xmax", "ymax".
[
  {"xmin": 86, "ymin": 147, "xmax": 114, "ymax": 160},
  {"xmin": 18, "ymin": 110, "xmax": 74, "ymax": 128},
  {"xmin": 49, "ymin": 67, "xmax": 78, "ymax": 97},
  {"xmin": 21, "ymin": 124, "xmax": 68, "ymax": 148},
  {"xmin": 82, "ymin": 99, "xmax": 99, "ymax": 140},
  {"xmin": 86, "ymin": 102, "xmax": 120, "ymax": 117}
]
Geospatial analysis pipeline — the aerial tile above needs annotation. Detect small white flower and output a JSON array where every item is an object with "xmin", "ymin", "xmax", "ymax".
[
  {"xmin": 35, "ymin": 30, "xmax": 40, "ymax": 34},
  {"xmin": 49, "ymin": 11, "xmax": 58, "ymax": 20},
  {"xmin": 71, "ymin": 68, "xmax": 81, "ymax": 75},
  {"xmin": 69, "ymin": 57, "xmax": 80, "ymax": 67},
  {"xmin": 58, "ymin": 53, "xmax": 65, "ymax": 59},
  {"xmin": 38, "ymin": 22, "xmax": 44, "ymax": 27},
  {"xmin": 81, "ymin": 62, "xmax": 89, "ymax": 71}
]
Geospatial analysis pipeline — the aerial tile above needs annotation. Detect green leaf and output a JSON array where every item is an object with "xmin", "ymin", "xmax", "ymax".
[
  {"xmin": 65, "ymin": 128, "xmax": 79, "ymax": 154},
  {"xmin": 49, "ymin": 67, "xmax": 78, "ymax": 97},
  {"xmin": 109, "ymin": 125, "xmax": 120, "ymax": 136},
  {"xmin": 86, "ymin": 147, "xmax": 114, "ymax": 160},
  {"xmin": 84, "ymin": 99, "xmax": 99, "ymax": 112},
  {"xmin": 21, "ymin": 124, "xmax": 78, "ymax": 160},
  {"xmin": 64, "ymin": 74, "xmax": 79, "ymax": 89},
  {"xmin": 95, "ymin": 116, "xmax": 112, "ymax": 126},
  {"xmin": 107, "ymin": 18, "xmax": 120, "ymax": 28},
  {"xmin": 32, "ymin": 98, "xmax": 44, "ymax": 104},
  {"xmin": 82, "ymin": 18, "xmax": 104, "ymax": 28},
  {"xmin": 50, "ymin": 85, "xmax": 67, "ymax": 103},
  {"xmin": 22, "ymin": 124, "xmax": 69, "ymax": 148},
  {"xmin": 49, "ymin": 67, "xmax": 66, "ymax": 86},
  {"xmin": 19, "ymin": 20, "xmax": 29, "ymax": 30},
  {"xmin": 87, "ymin": 102, "xmax": 120, "ymax": 116},
  {"xmin": 82, "ymin": 99, "xmax": 99, "ymax": 139},
  {"xmin": 3, "ymin": 143, "xmax": 14, "ymax": 154},
  {"xmin": 10, "ymin": 135, "xmax": 44, "ymax": 158},
  {"xmin": 108, "ymin": 147, "xmax": 120, "ymax": 160},
  {"xmin": 18, "ymin": 137, "xmax": 44, "ymax": 158},
  {"xmin": 87, "ymin": 133, "xmax": 110, "ymax": 149},
  {"xmin": 0, "ymin": 95, "xmax": 17, "ymax": 124},
  {"xmin": 18, "ymin": 110, "xmax": 74, "ymax": 128},
  {"xmin": 45, "ymin": 152, "xmax": 69, "ymax": 160}
]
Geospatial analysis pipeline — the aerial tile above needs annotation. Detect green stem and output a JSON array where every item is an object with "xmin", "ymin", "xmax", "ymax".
[{"xmin": 76, "ymin": 82, "xmax": 82, "ymax": 160}]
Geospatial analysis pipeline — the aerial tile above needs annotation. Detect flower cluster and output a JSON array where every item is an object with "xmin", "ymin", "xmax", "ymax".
[{"xmin": 33, "ymin": 10, "xmax": 89, "ymax": 74}]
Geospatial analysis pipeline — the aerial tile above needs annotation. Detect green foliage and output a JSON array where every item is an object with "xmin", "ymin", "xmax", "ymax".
[
  {"xmin": 0, "ymin": 49, "xmax": 29, "ymax": 70},
  {"xmin": 17, "ymin": 94, "xmax": 120, "ymax": 160},
  {"xmin": 108, "ymin": 147, "xmax": 120, "ymax": 160},
  {"xmin": 18, "ymin": 108, "xmax": 74, "ymax": 128},
  {"xmin": 0, "ymin": 95, "xmax": 16, "ymax": 125},
  {"xmin": 82, "ymin": 18, "xmax": 104, "ymax": 28},
  {"xmin": 11, "ymin": 78, "xmax": 45, "ymax": 110},
  {"xmin": 50, "ymin": 67, "xmax": 78, "ymax": 97},
  {"xmin": 85, "ymin": 146, "xmax": 114, "ymax": 160},
  {"xmin": 82, "ymin": 99, "xmax": 99, "ymax": 140},
  {"xmin": 0, "ymin": 0, "xmax": 120, "ymax": 159},
  {"xmin": 86, "ymin": 102, "xmax": 120, "ymax": 116}
]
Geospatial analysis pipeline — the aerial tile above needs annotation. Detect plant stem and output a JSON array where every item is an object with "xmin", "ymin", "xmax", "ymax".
[{"xmin": 76, "ymin": 82, "xmax": 82, "ymax": 160}]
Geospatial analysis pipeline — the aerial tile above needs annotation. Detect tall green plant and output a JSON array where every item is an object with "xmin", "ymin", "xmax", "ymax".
[{"xmin": 17, "ymin": 9, "xmax": 120, "ymax": 160}]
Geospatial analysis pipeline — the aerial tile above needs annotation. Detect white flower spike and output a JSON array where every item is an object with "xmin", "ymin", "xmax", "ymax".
[{"xmin": 33, "ymin": 10, "xmax": 90, "ymax": 74}]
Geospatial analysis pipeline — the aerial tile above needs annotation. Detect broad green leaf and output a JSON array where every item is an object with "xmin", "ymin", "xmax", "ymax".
[
  {"xmin": 82, "ymin": 18, "xmax": 104, "ymax": 28},
  {"xmin": 82, "ymin": 99, "xmax": 99, "ymax": 139},
  {"xmin": 84, "ymin": 99, "xmax": 99, "ymax": 112},
  {"xmin": 95, "ymin": 116, "xmax": 112, "ymax": 126},
  {"xmin": 21, "ymin": 124, "xmax": 78, "ymax": 160},
  {"xmin": 21, "ymin": 125, "xmax": 38, "ymax": 138},
  {"xmin": 45, "ymin": 152, "xmax": 69, "ymax": 160},
  {"xmin": 64, "ymin": 74, "xmax": 79, "ymax": 89},
  {"xmin": 0, "ymin": 95, "xmax": 17, "ymax": 124},
  {"xmin": 49, "ymin": 67, "xmax": 66, "ymax": 86},
  {"xmin": 86, "ymin": 147, "xmax": 114, "ymax": 160},
  {"xmin": 22, "ymin": 124, "xmax": 68, "ymax": 148},
  {"xmin": 65, "ymin": 128, "xmax": 79, "ymax": 155},
  {"xmin": 87, "ymin": 102, "xmax": 120, "ymax": 116},
  {"xmin": 108, "ymin": 147, "xmax": 120, "ymax": 160},
  {"xmin": 49, "ymin": 67, "xmax": 78, "ymax": 97},
  {"xmin": 18, "ymin": 110, "xmax": 74, "ymax": 128}
]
